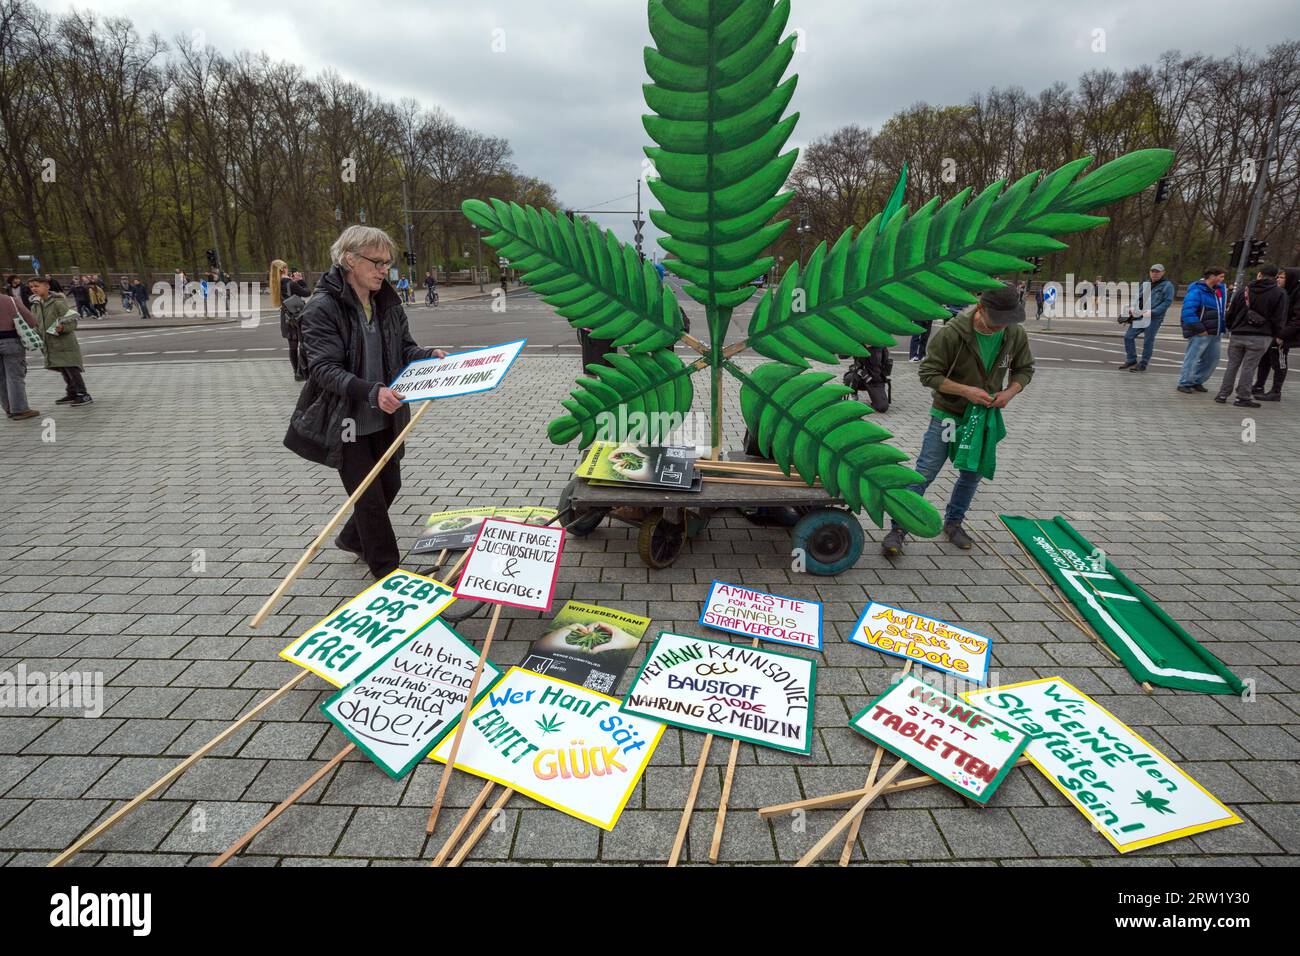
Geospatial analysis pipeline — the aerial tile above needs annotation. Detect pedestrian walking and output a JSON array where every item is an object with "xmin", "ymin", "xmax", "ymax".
[
  {"xmin": 908, "ymin": 319, "xmax": 933, "ymax": 361},
  {"xmin": 26, "ymin": 275, "xmax": 92, "ymax": 406},
  {"xmin": 283, "ymin": 225, "xmax": 446, "ymax": 579},
  {"xmin": 271, "ymin": 259, "xmax": 310, "ymax": 381},
  {"xmin": 1176, "ymin": 267, "xmax": 1228, "ymax": 394},
  {"xmin": 130, "ymin": 276, "xmax": 151, "ymax": 320},
  {"xmin": 0, "ymin": 289, "xmax": 40, "ymax": 420},
  {"xmin": 70, "ymin": 276, "xmax": 93, "ymax": 319},
  {"xmin": 1119, "ymin": 263, "xmax": 1174, "ymax": 371},
  {"xmin": 91, "ymin": 274, "xmax": 108, "ymax": 317},
  {"xmin": 1253, "ymin": 267, "xmax": 1300, "ymax": 401},
  {"xmin": 1214, "ymin": 265, "xmax": 1289, "ymax": 408},
  {"xmin": 881, "ymin": 282, "xmax": 1034, "ymax": 557}
]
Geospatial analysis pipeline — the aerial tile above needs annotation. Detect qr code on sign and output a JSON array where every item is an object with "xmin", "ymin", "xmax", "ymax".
[{"xmin": 582, "ymin": 671, "xmax": 615, "ymax": 693}]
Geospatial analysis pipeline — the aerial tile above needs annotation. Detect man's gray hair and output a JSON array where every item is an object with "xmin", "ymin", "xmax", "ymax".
[{"xmin": 330, "ymin": 225, "xmax": 398, "ymax": 270}]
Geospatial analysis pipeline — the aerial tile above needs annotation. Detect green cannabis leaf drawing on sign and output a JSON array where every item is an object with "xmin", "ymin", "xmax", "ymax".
[{"xmin": 462, "ymin": 0, "xmax": 1173, "ymax": 537}]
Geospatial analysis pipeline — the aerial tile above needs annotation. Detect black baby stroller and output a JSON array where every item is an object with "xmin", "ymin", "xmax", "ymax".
[{"xmin": 843, "ymin": 346, "xmax": 892, "ymax": 413}]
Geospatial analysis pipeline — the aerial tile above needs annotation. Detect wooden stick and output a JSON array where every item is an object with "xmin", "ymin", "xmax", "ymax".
[
  {"xmin": 709, "ymin": 637, "xmax": 759, "ymax": 863},
  {"xmin": 448, "ymin": 788, "xmax": 513, "ymax": 867},
  {"xmin": 431, "ymin": 548, "xmax": 448, "ymax": 572},
  {"xmin": 250, "ymin": 401, "xmax": 433, "ymax": 628},
  {"xmin": 693, "ymin": 459, "xmax": 787, "ymax": 474},
  {"xmin": 430, "ymin": 780, "xmax": 496, "ymax": 866},
  {"xmin": 680, "ymin": 332, "xmax": 709, "ymax": 355},
  {"xmin": 211, "ymin": 742, "xmax": 354, "ymax": 866},
  {"xmin": 839, "ymin": 660, "xmax": 912, "ymax": 866},
  {"xmin": 794, "ymin": 759, "xmax": 910, "ymax": 867},
  {"xmin": 702, "ymin": 476, "xmax": 817, "ymax": 488},
  {"xmin": 838, "ymin": 745, "xmax": 885, "ymax": 866},
  {"xmin": 48, "ymin": 669, "xmax": 312, "ymax": 866},
  {"xmin": 757, "ymin": 757, "xmax": 1033, "ymax": 818},
  {"xmin": 668, "ymin": 733, "xmax": 713, "ymax": 866},
  {"xmin": 427, "ymin": 602, "xmax": 503, "ymax": 834},
  {"xmin": 980, "ymin": 523, "xmax": 1122, "ymax": 666}
]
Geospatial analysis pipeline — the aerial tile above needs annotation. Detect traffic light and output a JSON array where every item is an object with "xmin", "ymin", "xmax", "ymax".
[
  {"xmin": 405, "ymin": 251, "xmax": 416, "ymax": 266},
  {"xmin": 1247, "ymin": 238, "xmax": 1269, "ymax": 268},
  {"xmin": 1028, "ymin": 256, "xmax": 1045, "ymax": 273},
  {"xmin": 205, "ymin": 248, "xmax": 217, "ymax": 267},
  {"xmin": 1154, "ymin": 177, "xmax": 1173, "ymax": 203},
  {"xmin": 1229, "ymin": 239, "xmax": 1245, "ymax": 269}
]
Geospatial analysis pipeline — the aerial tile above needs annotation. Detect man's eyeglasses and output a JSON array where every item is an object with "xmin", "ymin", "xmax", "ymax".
[{"xmin": 355, "ymin": 253, "xmax": 393, "ymax": 271}]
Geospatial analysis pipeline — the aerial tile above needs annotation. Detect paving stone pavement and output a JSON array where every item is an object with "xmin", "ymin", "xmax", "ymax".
[{"xmin": 1, "ymin": 351, "xmax": 1297, "ymax": 867}]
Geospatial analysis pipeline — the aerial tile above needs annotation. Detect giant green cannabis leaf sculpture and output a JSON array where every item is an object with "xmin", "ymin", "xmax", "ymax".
[{"xmin": 462, "ymin": 0, "xmax": 1173, "ymax": 538}]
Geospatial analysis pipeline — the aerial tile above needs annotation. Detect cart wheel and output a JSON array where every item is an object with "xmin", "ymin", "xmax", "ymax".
[
  {"xmin": 558, "ymin": 478, "xmax": 608, "ymax": 537},
  {"xmin": 637, "ymin": 514, "xmax": 686, "ymax": 569},
  {"xmin": 442, "ymin": 598, "xmax": 485, "ymax": 623},
  {"xmin": 792, "ymin": 508, "xmax": 864, "ymax": 576}
]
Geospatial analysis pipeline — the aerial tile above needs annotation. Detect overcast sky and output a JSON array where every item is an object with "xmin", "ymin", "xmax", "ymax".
[{"xmin": 35, "ymin": 0, "xmax": 1295, "ymax": 250}]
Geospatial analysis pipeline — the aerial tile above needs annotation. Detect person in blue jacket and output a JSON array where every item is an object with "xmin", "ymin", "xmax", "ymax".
[
  {"xmin": 1120, "ymin": 263, "xmax": 1175, "ymax": 371},
  {"xmin": 1177, "ymin": 266, "xmax": 1227, "ymax": 394}
]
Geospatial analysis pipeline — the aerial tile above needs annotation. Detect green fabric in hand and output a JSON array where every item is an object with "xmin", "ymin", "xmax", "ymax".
[{"xmin": 949, "ymin": 402, "xmax": 1006, "ymax": 479}]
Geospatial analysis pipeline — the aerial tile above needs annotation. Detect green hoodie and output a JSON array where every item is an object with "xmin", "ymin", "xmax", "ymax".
[{"xmin": 918, "ymin": 307, "xmax": 1035, "ymax": 418}]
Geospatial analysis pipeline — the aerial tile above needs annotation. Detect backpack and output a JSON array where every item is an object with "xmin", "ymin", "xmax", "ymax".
[{"xmin": 1239, "ymin": 287, "xmax": 1269, "ymax": 329}]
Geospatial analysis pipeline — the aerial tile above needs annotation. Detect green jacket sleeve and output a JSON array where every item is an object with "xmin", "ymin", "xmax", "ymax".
[{"xmin": 1008, "ymin": 327, "xmax": 1034, "ymax": 390}]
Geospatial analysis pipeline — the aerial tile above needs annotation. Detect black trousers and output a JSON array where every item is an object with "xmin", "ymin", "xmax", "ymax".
[
  {"xmin": 59, "ymin": 367, "xmax": 89, "ymax": 398},
  {"xmin": 286, "ymin": 327, "xmax": 303, "ymax": 375},
  {"xmin": 337, "ymin": 429, "xmax": 402, "ymax": 576},
  {"xmin": 1253, "ymin": 345, "xmax": 1288, "ymax": 394}
]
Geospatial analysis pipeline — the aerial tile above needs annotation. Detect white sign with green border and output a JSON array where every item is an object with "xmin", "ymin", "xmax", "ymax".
[
  {"xmin": 278, "ymin": 570, "xmax": 455, "ymax": 687},
  {"xmin": 619, "ymin": 631, "xmax": 816, "ymax": 755},
  {"xmin": 850, "ymin": 674, "xmax": 1029, "ymax": 804},
  {"xmin": 321, "ymin": 619, "xmax": 501, "ymax": 779}
]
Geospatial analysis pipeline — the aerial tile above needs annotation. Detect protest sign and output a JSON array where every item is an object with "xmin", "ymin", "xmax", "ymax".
[
  {"xmin": 965, "ymin": 677, "xmax": 1241, "ymax": 852},
  {"xmin": 279, "ymin": 570, "xmax": 455, "ymax": 687},
  {"xmin": 849, "ymin": 674, "xmax": 1028, "ymax": 804},
  {"xmin": 849, "ymin": 602, "xmax": 991, "ymax": 683},
  {"xmin": 576, "ymin": 441, "xmax": 701, "ymax": 492},
  {"xmin": 429, "ymin": 667, "xmax": 664, "ymax": 830},
  {"xmin": 620, "ymin": 632, "xmax": 816, "ymax": 755},
  {"xmin": 454, "ymin": 518, "xmax": 565, "ymax": 612},
  {"xmin": 521, "ymin": 601, "xmax": 651, "ymax": 695},
  {"xmin": 699, "ymin": 581, "xmax": 822, "ymax": 651},
  {"xmin": 390, "ymin": 339, "xmax": 526, "ymax": 403},
  {"xmin": 321, "ymin": 620, "xmax": 502, "ymax": 779},
  {"xmin": 411, "ymin": 507, "xmax": 498, "ymax": 555}
]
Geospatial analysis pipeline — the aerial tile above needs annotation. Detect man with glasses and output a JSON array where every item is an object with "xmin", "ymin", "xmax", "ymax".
[{"xmin": 284, "ymin": 225, "xmax": 447, "ymax": 579}]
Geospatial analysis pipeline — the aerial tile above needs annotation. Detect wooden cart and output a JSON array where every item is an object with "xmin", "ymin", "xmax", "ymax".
[{"xmin": 557, "ymin": 453, "xmax": 866, "ymax": 577}]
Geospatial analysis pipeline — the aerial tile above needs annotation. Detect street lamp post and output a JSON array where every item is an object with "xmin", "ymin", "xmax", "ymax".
[
  {"xmin": 473, "ymin": 225, "xmax": 484, "ymax": 293},
  {"xmin": 796, "ymin": 215, "xmax": 811, "ymax": 268}
]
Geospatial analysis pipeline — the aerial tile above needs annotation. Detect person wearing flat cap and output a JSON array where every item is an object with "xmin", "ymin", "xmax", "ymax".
[{"xmin": 882, "ymin": 281, "xmax": 1035, "ymax": 557}]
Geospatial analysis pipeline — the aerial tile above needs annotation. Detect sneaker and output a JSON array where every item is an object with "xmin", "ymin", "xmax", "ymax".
[
  {"xmin": 1131, "ymin": 364, "xmax": 1147, "ymax": 372},
  {"xmin": 1258, "ymin": 393, "xmax": 1281, "ymax": 402},
  {"xmin": 1192, "ymin": 384, "xmax": 1208, "ymax": 393},
  {"xmin": 1213, "ymin": 395, "xmax": 1227, "ymax": 404},
  {"xmin": 1118, "ymin": 361, "xmax": 1136, "ymax": 370},
  {"xmin": 1233, "ymin": 399, "xmax": 1261, "ymax": 408},
  {"xmin": 881, "ymin": 528, "xmax": 906, "ymax": 558},
  {"xmin": 908, "ymin": 356, "xmax": 921, "ymax": 362},
  {"xmin": 69, "ymin": 395, "xmax": 93, "ymax": 407},
  {"xmin": 55, "ymin": 396, "xmax": 76, "ymax": 405},
  {"xmin": 1251, "ymin": 386, "xmax": 1265, "ymax": 395},
  {"xmin": 10, "ymin": 409, "xmax": 39, "ymax": 420},
  {"xmin": 1176, "ymin": 385, "xmax": 1195, "ymax": 394},
  {"xmin": 943, "ymin": 522, "xmax": 974, "ymax": 550}
]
